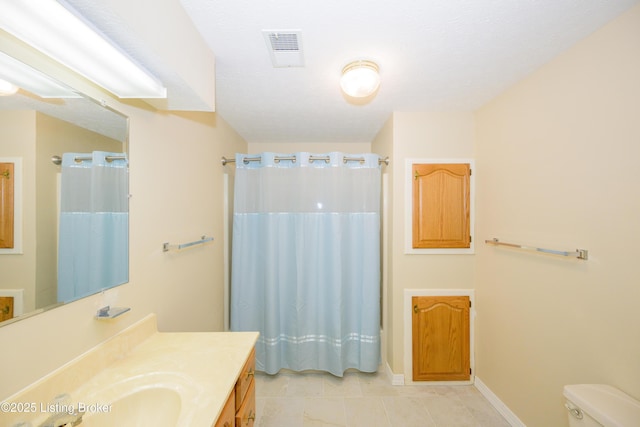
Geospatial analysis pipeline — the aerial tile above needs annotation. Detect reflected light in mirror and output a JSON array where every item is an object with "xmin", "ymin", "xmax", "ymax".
[
  {"xmin": 0, "ymin": 51, "xmax": 79, "ymax": 98},
  {"xmin": 0, "ymin": 78, "xmax": 18, "ymax": 96}
]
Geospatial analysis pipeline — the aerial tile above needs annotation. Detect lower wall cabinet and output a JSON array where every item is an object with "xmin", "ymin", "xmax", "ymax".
[{"xmin": 412, "ymin": 295, "xmax": 470, "ymax": 381}]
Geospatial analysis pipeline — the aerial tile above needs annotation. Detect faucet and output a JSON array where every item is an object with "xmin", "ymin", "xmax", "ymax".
[
  {"xmin": 38, "ymin": 409, "xmax": 85, "ymax": 427},
  {"xmin": 37, "ymin": 394, "xmax": 85, "ymax": 427}
]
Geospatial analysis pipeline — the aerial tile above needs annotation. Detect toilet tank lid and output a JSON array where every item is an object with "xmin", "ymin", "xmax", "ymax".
[{"xmin": 564, "ymin": 384, "xmax": 640, "ymax": 427}]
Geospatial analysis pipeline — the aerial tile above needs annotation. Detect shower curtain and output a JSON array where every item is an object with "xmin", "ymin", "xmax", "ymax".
[
  {"xmin": 231, "ymin": 152, "xmax": 381, "ymax": 376},
  {"xmin": 58, "ymin": 151, "xmax": 128, "ymax": 302}
]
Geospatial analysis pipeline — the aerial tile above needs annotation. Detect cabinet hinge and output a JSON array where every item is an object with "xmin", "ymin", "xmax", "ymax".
[
  {"xmin": 469, "ymin": 236, "xmax": 472, "ymax": 243},
  {"xmin": 469, "ymin": 169, "xmax": 472, "ymax": 176},
  {"xmin": 469, "ymin": 300, "xmax": 472, "ymax": 308},
  {"xmin": 470, "ymin": 368, "xmax": 472, "ymax": 375}
]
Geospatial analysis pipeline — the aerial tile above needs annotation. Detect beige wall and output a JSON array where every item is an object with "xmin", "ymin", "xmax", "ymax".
[
  {"xmin": 377, "ymin": 112, "xmax": 476, "ymax": 374},
  {"xmin": 248, "ymin": 142, "xmax": 371, "ymax": 155},
  {"xmin": 474, "ymin": 3, "xmax": 640, "ymax": 426}
]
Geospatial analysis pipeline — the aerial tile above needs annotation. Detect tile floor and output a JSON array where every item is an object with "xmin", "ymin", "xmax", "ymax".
[{"xmin": 254, "ymin": 370, "xmax": 511, "ymax": 427}]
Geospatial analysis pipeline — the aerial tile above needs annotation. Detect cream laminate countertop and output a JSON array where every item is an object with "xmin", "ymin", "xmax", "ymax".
[{"xmin": 1, "ymin": 314, "xmax": 259, "ymax": 427}]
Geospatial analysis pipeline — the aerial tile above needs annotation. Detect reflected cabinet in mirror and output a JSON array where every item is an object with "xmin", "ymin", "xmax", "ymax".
[{"xmin": 0, "ymin": 71, "xmax": 129, "ymax": 326}]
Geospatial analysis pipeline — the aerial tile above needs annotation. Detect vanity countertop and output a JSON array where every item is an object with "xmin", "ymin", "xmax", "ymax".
[{"xmin": 1, "ymin": 314, "xmax": 259, "ymax": 427}]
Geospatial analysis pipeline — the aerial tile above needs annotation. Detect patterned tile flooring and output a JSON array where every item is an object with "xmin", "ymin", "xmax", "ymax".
[{"xmin": 254, "ymin": 370, "xmax": 511, "ymax": 427}]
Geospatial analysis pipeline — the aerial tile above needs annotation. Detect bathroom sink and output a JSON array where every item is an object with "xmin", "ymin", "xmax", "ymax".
[{"xmin": 80, "ymin": 387, "xmax": 181, "ymax": 427}]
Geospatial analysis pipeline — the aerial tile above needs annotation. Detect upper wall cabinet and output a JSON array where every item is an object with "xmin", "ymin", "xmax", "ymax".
[
  {"xmin": 0, "ymin": 162, "xmax": 14, "ymax": 249},
  {"xmin": 412, "ymin": 162, "xmax": 471, "ymax": 249}
]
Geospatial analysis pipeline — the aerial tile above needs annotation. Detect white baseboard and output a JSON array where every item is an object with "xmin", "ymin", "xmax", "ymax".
[
  {"xmin": 384, "ymin": 361, "xmax": 405, "ymax": 386},
  {"xmin": 474, "ymin": 377, "xmax": 526, "ymax": 427}
]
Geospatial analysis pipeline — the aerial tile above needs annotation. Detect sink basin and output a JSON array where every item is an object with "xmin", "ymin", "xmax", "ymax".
[{"xmin": 81, "ymin": 387, "xmax": 181, "ymax": 427}]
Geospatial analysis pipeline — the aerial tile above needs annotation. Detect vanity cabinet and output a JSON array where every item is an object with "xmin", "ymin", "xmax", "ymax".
[
  {"xmin": 0, "ymin": 314, "xmax": 260, "ymax": 427},
  {"xmin": 215, "ymin": 390, "xmax": 236, "ymax": 427},
  {"xmin": 214, "ymin": 347, "xmax": 256, "ymax": 427}
]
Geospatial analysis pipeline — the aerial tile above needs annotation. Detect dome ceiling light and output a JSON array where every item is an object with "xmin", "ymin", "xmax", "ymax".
[{"xmin": 340, "ymin": 60, "xmax": 380, "ymax": 98}]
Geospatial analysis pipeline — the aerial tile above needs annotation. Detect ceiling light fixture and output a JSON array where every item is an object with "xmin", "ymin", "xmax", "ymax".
[
  {"xmin": 0, "ymin": 0, "xmax": 166, "ymax": 99},
  {"xmin": 340, "ymin": 60, "xmax": 380, "ymax": 98},
  {"xmin": 0, "ymin": 51, "xmax": 79, "ymax": 98}
]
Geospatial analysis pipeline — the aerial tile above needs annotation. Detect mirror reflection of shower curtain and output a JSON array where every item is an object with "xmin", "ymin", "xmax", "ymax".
[
  {"xmin": 58, "ymin": 151, "xmax": 128, "ymax": 303},
  {"xmin": 231, "ymin": 152, "xmax": 381, "ymax": 376}
]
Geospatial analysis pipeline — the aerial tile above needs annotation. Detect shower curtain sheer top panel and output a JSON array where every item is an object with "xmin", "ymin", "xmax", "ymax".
[{"xmin": 231, "ymin": 152, "xmax": 381, "ymax": 376}]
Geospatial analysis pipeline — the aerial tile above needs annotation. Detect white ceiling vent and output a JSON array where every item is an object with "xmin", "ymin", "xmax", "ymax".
[{"xmin": 262, "ymin": 30, "xmax": 304, "ymax": 67}]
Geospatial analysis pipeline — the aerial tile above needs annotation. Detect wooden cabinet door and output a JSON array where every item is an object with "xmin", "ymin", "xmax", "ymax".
[
  {"xmin": 412, "ymin": 295, "xmax": 470, "ymax": 381},
  {"xmin": 235, "ymin": 347, "xmax": 255, "ymax": 409},
  {"xmin": 235, "ymin": 380, "xmax": 255, "ymax": 427},
  {"xmin": 0, "ymin": 296, "xmax": 14, "ymax": 322},
  {"xmin": 412, "ymin": 163, "xmax": 470, "ymax": 248},
  {"xmin": 213, "ymin": 390, "xmax": 235, "ymax": 427},
  {"xmin": 0, "ymin": 163, "xmax": 14, "ymax": 249}
]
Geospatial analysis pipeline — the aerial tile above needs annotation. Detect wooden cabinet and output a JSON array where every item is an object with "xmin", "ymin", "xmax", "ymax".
[
  {"xmin": 412, "ymin": 163, "xmax": 470, "ymax": 249},
  {"xmin": 0, "ymin": 296, "xmax": 13, "ymax": 322},
  {"xmin": 214, "ymin": 390, "xmax": 236, "ymax": 427},
  {"xmin": 235, "ymin": 347, "xmax": 256, "ymax": 427},
  {"xmin": 412, "ymin": 295, "xmax": 470, "ymax": 381},
  {"xmin": 214, "ymin": 347, "xmax": 256, "ymax": 427},
  {"xmin": 235, "ymin": 377, "xmax": 255, "ymax": 427},
  {"xmin": 0, "ymin": 162, "xmax": 14, "ymax": 249}
]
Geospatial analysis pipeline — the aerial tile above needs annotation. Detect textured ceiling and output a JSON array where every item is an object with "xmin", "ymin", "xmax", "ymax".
[
  {"xmin": 0, "ymin": 93, "xmax": 128, "ymax": 142},
  {"xmin": 179, "ymin": 0, "xmax": 639, "ymax": 144}
]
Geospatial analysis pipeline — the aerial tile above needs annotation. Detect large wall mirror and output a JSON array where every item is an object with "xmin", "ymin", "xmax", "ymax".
[{"xmin": 0, "ymin": 56, "xmax": 129, "ymax": 327}]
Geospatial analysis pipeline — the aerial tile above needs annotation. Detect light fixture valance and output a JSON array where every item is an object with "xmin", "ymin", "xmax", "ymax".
[{"xmin": 0, "ymin": 0, "xmax": 166, "ymax": 99}]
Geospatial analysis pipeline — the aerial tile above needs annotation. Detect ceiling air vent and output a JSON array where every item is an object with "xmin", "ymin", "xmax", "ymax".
[{"xmin": 262, "ymin": 30, "xmax": 304, "ymax": 67}]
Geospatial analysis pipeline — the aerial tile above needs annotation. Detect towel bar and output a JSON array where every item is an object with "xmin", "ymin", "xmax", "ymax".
[
  {"xmin": 485, "ymin": 238, "xmax": 588, "ymax": 260},
  {"xmin": 163, "ymin": 236, "xmax": 214, "ymax": 252}
]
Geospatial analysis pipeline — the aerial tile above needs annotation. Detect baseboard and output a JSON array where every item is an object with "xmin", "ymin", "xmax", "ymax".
[
  {"xmin": 474, "ymin": 377, "xmax": 526, "ymax": 427},
  {"xmin": 384, "ymin": 361, "xmax": 405, "ymax": 386}
]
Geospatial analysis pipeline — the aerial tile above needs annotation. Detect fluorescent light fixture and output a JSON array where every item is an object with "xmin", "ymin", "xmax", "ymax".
[
  {"xmin": 0, "ymin": 0, "xmax": 166, "ymax": 99},
  {"xmin": 340, "ymin": 60, "xmax": 380, "ymax": 98},
  {"xmin": 0, "ymin": 51, "xmax": 80, "ymax": 98}
]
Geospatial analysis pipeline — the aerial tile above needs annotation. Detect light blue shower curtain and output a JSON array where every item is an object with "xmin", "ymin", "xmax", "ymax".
[
  {"xmin": 231, "ymin": 152, "xmax": 381, "ymax": 376},
  {"xmin": 58, "ymin": 151, "xmax": 128, "ymax": 302}
]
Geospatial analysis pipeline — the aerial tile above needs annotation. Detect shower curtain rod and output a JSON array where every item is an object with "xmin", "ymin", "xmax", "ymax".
[
  {"xmin": 221, "ymin": 154, "xmax": 390, "ymax": 166},
  {"xmin": 51, "ymin": 155, "xmax": 127, "ymax": 165}
]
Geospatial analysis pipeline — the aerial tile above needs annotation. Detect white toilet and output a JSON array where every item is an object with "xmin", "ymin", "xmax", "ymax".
[{"xmin": 564, "ymin": 384, "xmax": 640, "ymax": 427}]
